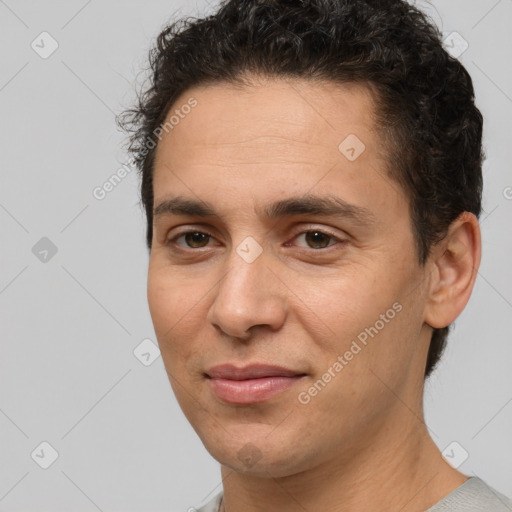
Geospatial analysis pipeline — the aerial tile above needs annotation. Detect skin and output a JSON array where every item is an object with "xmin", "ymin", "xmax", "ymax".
[{"xmin": 147, "ymin": 75, "xmax": 481, "ymax": 512}]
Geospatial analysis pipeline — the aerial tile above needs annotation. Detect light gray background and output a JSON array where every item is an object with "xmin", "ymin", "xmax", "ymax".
[{"xmin": 0, "ymin": 0, "xmax": 511, "ymax": 511}]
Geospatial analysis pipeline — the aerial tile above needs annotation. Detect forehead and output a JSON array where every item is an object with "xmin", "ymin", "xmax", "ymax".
[
  {"xmin": 153, "ymin": 77, "xmax": 381, "ymax": 168},
  {"xmin": 150, "ymin": 76, "xmax": 406, "ymax": 227}
]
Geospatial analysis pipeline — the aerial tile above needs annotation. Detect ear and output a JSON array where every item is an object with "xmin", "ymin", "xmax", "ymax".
[{"xmin": 424, "ymin": 212, "xmax": 482, "ymax": 329}]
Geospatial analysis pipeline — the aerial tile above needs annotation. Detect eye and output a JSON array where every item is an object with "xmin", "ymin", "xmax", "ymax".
[
  {"xmin": 168, "ymin": 230, "xmax": 214, "ymax": 249},
  {"xmin": 289, "ymin": 229, "xmax": 342, "ymax": 250},
  {"xmin": 166, "ymin": 228, "xmax": 345, "ymax": 252}
]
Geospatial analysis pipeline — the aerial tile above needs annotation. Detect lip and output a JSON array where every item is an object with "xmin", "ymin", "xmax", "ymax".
[
  {"xmin": 206, "ymin": 364, "xmax": 307, "ymax": 404},
  {"xmin": 206, "ymin": 364, "xmax": 304, "ymax": 380}
]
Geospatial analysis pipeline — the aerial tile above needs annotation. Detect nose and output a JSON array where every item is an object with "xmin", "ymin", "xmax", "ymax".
[{"xmin": 206, "ymin": 247, "xmax": 287, "ymax": 340}]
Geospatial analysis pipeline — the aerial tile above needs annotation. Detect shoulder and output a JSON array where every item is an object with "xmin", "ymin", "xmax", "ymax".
[
  {"xmin": 426, "ymin": 476, "xmax": 512, "ymax": 512},
  {"xmin": 186, "ymin": 480, "xmax": 512, "ymax": 512}
]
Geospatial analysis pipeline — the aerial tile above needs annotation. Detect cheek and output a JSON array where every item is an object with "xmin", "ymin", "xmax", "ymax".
[
  {"xmin": 147, "ymin": 269, "xmax": 175, "ymax": 337},
  {"xmin": 303, "ymin": 265, "xmax": 398, "ymax": 342},
  {"xmin": 147, "ymin": 256, "xmax": 195, "ymax": 325},
  {"xmin": 147, "ymin": 265, "xmax": 189, "ymax": 358},
  {"xmin": 147, "ymin": 262, "xmax": 210, "ymax": 378},
  {"xmin": 303, "ymin": 263, "xmax": 419, "ymax": 387},
  {"xmin": 147, "ymin": 267, "xmax": 210, "ymax": 424}
]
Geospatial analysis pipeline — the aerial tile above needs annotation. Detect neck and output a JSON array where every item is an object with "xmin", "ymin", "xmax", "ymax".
[{"xmin": 219, "ymin": 409, "xmax": 467, "ymax": 512}]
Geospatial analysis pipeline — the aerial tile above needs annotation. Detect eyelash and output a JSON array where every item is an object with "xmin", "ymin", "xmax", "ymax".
[{"xmin": 166, "ymin": 227, "xmax": 345, "ymax": 252}]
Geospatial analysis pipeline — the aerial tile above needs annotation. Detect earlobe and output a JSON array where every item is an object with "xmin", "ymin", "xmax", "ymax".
[{"xmin": 424, "ymin": 212, "xmax": 482, "ymax": 329}]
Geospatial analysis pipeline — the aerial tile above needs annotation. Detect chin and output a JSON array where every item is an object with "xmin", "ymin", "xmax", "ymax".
[{"xmin": 202, "ymin": 434, "xmax": 315, "ymax": 478}]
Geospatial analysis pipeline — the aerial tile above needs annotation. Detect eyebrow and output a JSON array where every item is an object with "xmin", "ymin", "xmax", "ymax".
[{"xmin": 153, "ymin": 194, "xmax": 376, "ymax": 226}]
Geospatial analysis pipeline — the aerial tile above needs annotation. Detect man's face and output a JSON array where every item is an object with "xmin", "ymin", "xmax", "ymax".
[{"xmin": 148, "ymin": 77, "xmax": 433, "ymax": 476}]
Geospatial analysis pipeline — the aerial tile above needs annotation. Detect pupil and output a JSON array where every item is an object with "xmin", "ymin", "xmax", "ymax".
[
  {"xmin": 306, "ymin": 231, "xmax": 329, "ymax": 248},
  {"xmin": 187, "ymin": 232, "xmax": 208, "ymax": 247}
]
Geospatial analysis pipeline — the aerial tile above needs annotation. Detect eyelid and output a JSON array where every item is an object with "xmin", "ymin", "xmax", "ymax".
[
  {"xmin": 167, "ymin": 227, "xmax": 215, "ymax": 247},
  {"xmin": 288, "ymin": 224, "xmax": 345, "ymax": 242},
  {"xmin": 166, "ymin": 224, "xmax": 347, "ymax": 250}
]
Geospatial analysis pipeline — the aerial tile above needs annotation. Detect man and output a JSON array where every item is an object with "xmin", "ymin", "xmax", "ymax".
[{"xmin": 117, "ymin": 0, "xmax": 512, "ymax": 510}]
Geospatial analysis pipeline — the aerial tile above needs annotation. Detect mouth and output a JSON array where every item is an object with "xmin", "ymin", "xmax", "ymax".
[{"xmin": 205, "ymin": 364, "xmax": 307, "ymax": 405}]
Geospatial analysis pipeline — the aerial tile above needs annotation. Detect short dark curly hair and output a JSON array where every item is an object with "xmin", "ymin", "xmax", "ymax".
[{"xmin": 117, "ymin": 0, "xmax": 484, "ymax": 379}]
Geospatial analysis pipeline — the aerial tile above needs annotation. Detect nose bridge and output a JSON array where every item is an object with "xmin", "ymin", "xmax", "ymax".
[{"xmin": 207, "ymin": 240, "xmax": 286, "ymax": 338}]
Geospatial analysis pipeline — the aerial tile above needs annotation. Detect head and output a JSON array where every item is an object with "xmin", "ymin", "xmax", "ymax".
[{"xmin": 118, "ymin": 0, "xmax": 483, "ymax": 476}]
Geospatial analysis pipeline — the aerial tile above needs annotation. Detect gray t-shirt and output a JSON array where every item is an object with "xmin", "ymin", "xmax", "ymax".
[{"xmin": 194, "ymin": 477, "xmax": 512, "ymax": 512}]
